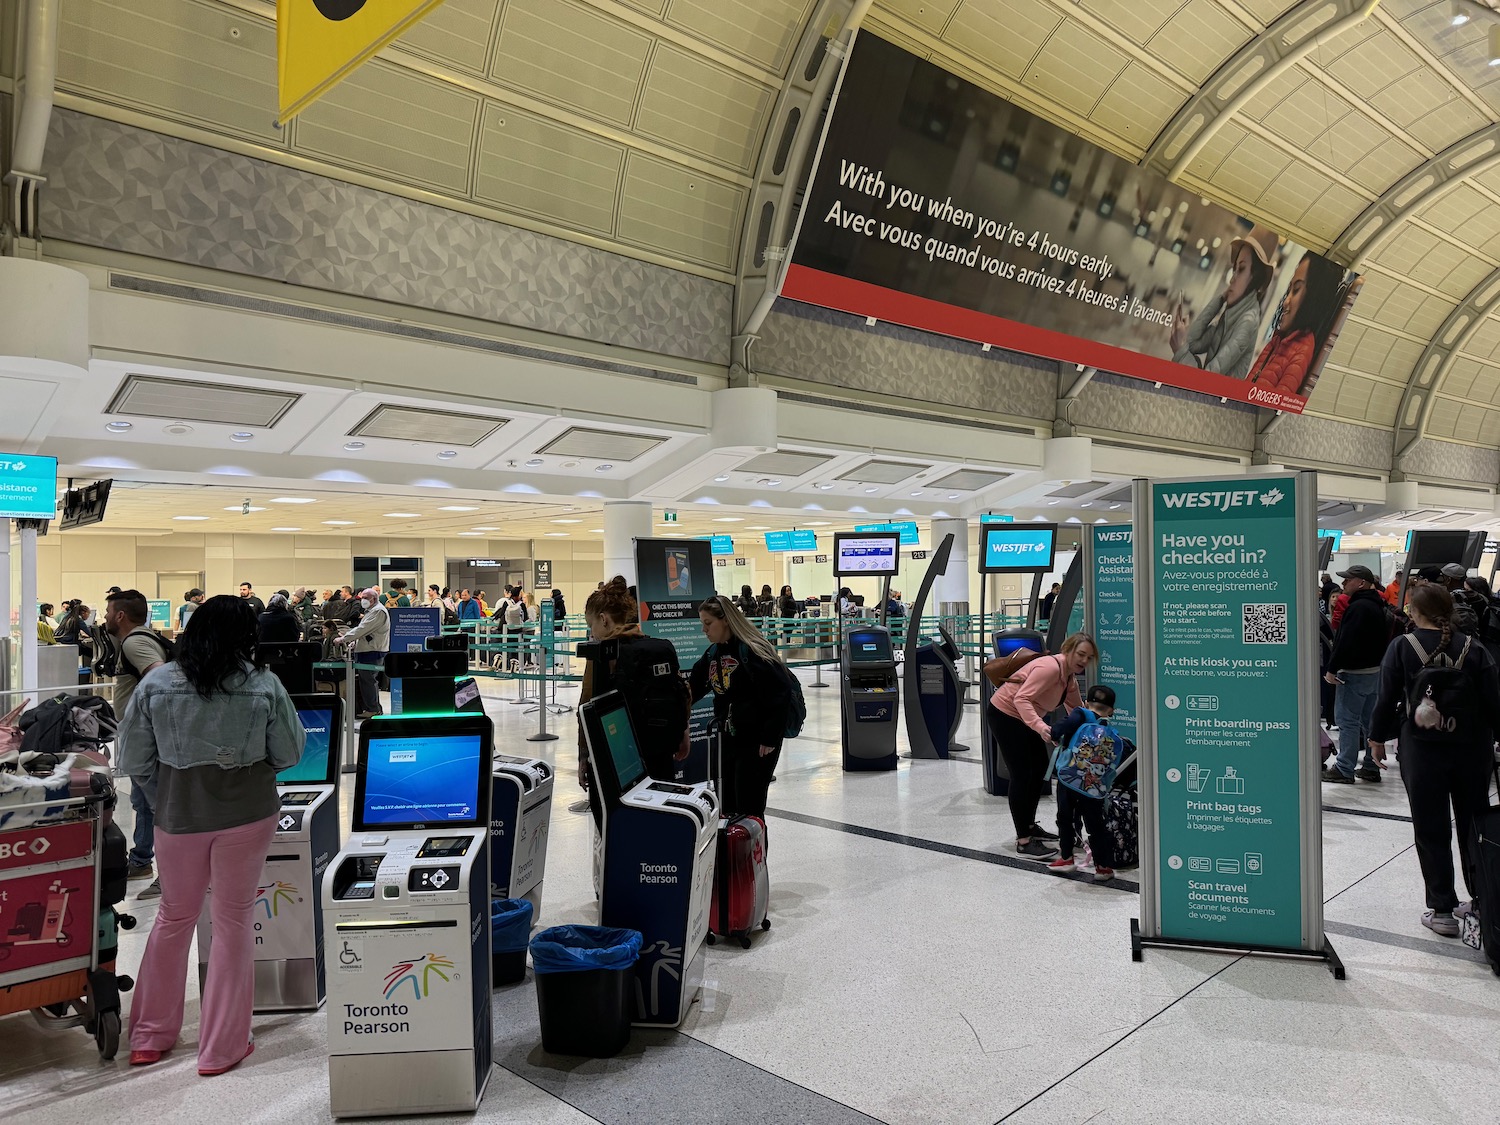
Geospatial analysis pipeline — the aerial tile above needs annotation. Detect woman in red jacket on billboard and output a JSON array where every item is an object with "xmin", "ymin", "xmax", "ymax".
[{"xmin": 1246, "ymin": 253, "xmax": 1347, "ymax": 397}]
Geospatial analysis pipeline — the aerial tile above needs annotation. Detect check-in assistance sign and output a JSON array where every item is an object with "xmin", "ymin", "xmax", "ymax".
[{"xmin": 0, "ymin": 454, "xmax": 57, "ymax": 519}]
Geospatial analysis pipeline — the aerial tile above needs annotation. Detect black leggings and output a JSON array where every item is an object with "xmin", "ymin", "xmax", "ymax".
[
  {"xmin": 721, "ymin": 736, "xmax": 780, "ymax": 820},
  {"xmin": 1056, "ymin": 786, "xmax": 1111, "ymax": 868},
  {"xmin": 1399, "ymin": 741, "xmax": 1493, "ymax": 913},
  {"xmin": 993, "ymin": 707, "xmax": 1050, "ymax": 838}
]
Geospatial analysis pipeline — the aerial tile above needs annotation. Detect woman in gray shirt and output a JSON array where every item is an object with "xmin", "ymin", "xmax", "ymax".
[{"xmin": 117, "ymin": 595, "xmax": 304, "ymax": 1076}]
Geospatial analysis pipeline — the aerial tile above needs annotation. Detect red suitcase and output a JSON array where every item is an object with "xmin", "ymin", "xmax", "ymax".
[{"xmin": 708, "ymin": 815, "xmax": 770, "ymax": 948}]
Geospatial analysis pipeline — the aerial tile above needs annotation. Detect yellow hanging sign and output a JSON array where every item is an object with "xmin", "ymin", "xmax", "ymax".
[{"xmin": 277, "ymin": 0, "xmax": 447, "ymax": 124}]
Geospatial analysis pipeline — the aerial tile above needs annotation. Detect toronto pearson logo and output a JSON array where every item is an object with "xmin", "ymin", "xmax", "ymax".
[
  {"xmin": 384, "ymin": 952, "xmax": 455, "ymax": 1001},
  {"xmin": 254, "ymin": 880, "xmax": 299, "ymax": 919}
]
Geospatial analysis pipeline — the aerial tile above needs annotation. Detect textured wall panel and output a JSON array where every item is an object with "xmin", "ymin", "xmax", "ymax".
[
  {"xmin": 756, "ymin": 303, "xmax": 1057, "ymax": 421},
  {"xmin": 1399, "ymin": 438, "xmax": 1500, "ymax": 486},
  {"xmin": 1069, "ymin": 374, "xmax": 1257, "ymax": 452},
  {"xmin": 1258, "ymin": 412, "xmax": 1393, "ymax": 472},
  {"xmin": 39, "ymin": 110, "xmax": 732, "ymax": 367}
]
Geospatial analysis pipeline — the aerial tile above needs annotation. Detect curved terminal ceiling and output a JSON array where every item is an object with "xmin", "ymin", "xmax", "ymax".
[{"xmin": 24, "ymin": 0, "xmax": 1500, "ymax": 452}]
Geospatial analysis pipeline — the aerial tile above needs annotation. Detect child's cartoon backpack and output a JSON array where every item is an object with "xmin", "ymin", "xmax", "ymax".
[{"xmin": 1052, "ymin": 714, "xmax": 1122, "ymax": 799}]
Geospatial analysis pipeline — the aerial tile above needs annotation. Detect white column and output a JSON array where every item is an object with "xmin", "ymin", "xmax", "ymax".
[
  {"xmin": 0, "ymin": 523, "xmax": 10, "ymax": 692},
  {"xmin": 18, "ymin": 525, "xmax": 37, "ymax": 693},
  {"xmin": 603, "ymin": 501, "xmax": 652, "ymax": 587},
  {"xmin": 930, "ymin": 518, "xmax": 970, "ymax": 609}
]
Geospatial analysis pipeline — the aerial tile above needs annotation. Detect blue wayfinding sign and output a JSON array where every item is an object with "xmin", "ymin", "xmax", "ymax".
[
  {"xmin": 855, "ymin": 521, "xmax": 919, "ymax": 545},
  {"xmin": 766, "ymin": 529, "xmax": 817, "ymax": 552},
  {"xmin": 1317, "ymin": 529, "xmax": 1343, "ymax": 550},
  {"xmin": 0, "ymin": 454, "xmax": 58, "ymax": 520},
  {"xmin": 708, "ymin": 534, "xmax": 734, "ymax": 555},
  {"xmin": 1086, "ymin": 524, "xmax": 1136, "ymax": 743},
  {"xmin": 980, "ymin": 514, "xmax": 1015, "ymax": 523}
]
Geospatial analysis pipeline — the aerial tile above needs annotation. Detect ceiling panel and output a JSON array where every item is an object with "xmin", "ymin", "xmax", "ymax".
[
  {"xmin": 473, "ymin": 104, "xmax": 624, "ymax": 236},
  {"xmin": 1464, "ymin": 316, "xmax": 1500, "ymax": 361},
  {"xmin": 634, "ymin": 44, "xmax": 774, "ymax": 173},
  {"xmin": 1147, "ymin": 0, "xmax": 1254, "ymax": 84},
  {"xmin": 1079, "ymin": 0, "xmax": 1183, "ymax": 47},
  {"xmin": 394, "ymin": 0, "xmax": 501, "ymax": 76},
  {"xmin": 617, "ymin": 152, "xmax": 744, "ymax": 270},
  {"xmin": 880, "ymin": 0, "xmax": 963, "ymax": 37},
  {"xmin": 491, "ymin": 0, "xmax": 653, "ymax": 128},
  {"xmin": 1022, "ymin": 20, "xmax": 1129, "ymax": 119},
  {"xmin": 293, "ymin": 59, "xmax": 479, "ymax": 195},
  {"xmin": 1319, "ymin": 24, "xmax": 1425, "ymax": 102},
  {"xmin": 56, "ymin": 0, "xmax": 284, "ymax": 145},
  {"xmin": 1090, "ymin": 61, "xmax": 1184, "ymax": 146},
  {"xmin": 665, "ymin": 0, "xmax": 812, "ymax": 73},
  {"xmin": 946, "ymin": 0, "xmax": 1063, "ymax": 81}
]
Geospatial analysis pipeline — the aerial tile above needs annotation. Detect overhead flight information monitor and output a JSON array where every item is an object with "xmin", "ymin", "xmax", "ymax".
[
  {"xmin": 833, "ymin": 532, "xmax": 900, "ymax": 576},
  {"xmin": 353, "ymin": 714, "xmax": 491, "ymax": 830},
  {"xmin": 981, "ymin": 525, "xmax": 1058, "ymax": 573}
]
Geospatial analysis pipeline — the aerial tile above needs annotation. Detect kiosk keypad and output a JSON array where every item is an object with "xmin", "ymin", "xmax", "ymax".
[{"xmin": 409, "ymin": 866, "xmax": 463, "ymax": 892}]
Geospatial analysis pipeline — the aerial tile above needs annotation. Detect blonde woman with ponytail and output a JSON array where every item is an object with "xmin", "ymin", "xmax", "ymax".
[
  {"xmin": 1368, "ymin": 583, "xmax": 1500, "ymax": 938},
  {"xmin": 690, "ymin": 595, "xmax": 792, "ymax": 818}
]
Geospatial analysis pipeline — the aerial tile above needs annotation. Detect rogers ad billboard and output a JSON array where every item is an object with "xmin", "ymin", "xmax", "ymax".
[{"xmin": 783, "ymin": 35, "xmax": 1362, "ymax": 415}]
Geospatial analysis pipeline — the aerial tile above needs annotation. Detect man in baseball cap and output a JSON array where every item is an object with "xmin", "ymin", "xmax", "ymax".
[
  {"xmin": 1439, "ymin": 563, "xmax": 1468, "ymax": 591},
  {"xmin": 1324, "ymin": 564, "xmax": 1388, "ymax": 783}
]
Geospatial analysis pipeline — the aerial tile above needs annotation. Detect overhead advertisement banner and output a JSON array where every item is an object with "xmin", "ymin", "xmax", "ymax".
[
  {"xmin": 1086, "ymin": 524, "xmax": 1136, "ymax": 744},
  {"xmin": 1135, "ymin": 473, "xmax": 1323, "ymax": 955},
  {"xmin": 785, "ymin": 35, "xmax": 1362, "ymax": 415}
]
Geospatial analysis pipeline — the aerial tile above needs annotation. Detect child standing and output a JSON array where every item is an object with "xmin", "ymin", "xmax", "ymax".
[{"xmin": 1046, "ymin": 685, "xmax": 1123, "ymax": 883}]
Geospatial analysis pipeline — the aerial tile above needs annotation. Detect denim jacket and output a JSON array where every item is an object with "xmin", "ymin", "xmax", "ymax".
[{"xmin": 116, "ymin": 662, "xmax": 304, "ymax": 780}]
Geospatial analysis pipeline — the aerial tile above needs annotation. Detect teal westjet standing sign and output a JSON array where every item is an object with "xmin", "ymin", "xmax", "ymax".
[
  {"xmin": 1134, "ymin": 472, "xmax": 1337, "ymax": 975},
  {"xmin": 1085, "ymin": 524, "xmax": 1135, "ymax": 743}
]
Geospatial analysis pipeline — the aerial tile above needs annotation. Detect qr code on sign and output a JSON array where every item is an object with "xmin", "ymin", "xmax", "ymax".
[{"xmin": 1242, "ymin": 603, "xmax": 1288, "ymax": 644}]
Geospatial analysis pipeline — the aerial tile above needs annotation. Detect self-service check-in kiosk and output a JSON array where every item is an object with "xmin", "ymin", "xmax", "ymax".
[
  {"xmin": 841, "ymin": 626, "xmax": 900, "ymax": 771},
  {"xmin": 387, "ymin": 650, "xmax": 483, "ymax": 716},
  {"xmin": 913, "ymin": 623, "xmax": 967, "ymax": 757},
  {"xmin": 197, "ymin": 693, "xmax": 343, "ymax": 1011},
  {"xmin": 489, "ymin": 755, "xmax": 552, "ymax": 919},
  {"xmin": 583, "ymin": 691, "xmax": 716, "ymax": 1028},
  {"xmin": 323, "ymin": 712, "xmax": 494, "ymax": 1118}
]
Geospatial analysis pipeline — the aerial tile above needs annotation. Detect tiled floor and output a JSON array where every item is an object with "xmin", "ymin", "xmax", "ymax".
[{"xmin": 1, "ymin": 671, "xmax": 1494, "ymax": 1124}]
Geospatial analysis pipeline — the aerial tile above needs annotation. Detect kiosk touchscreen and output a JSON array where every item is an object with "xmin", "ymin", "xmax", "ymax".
[
  {"xmin": 323, "ymin": 713, "xmax": 494, "ymax": 1119},
  {"xmin": 196, "ymin": 692, "xmax": 343, "ymax": 1012},
  {"xmin": 841, "ymin": 626, "xmax": 899, "ymax": 771},
  {"xmin": 583, "ymin": 692, "xmax": 716, "ymax": 1028}
]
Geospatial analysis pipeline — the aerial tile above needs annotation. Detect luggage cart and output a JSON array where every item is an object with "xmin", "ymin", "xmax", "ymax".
[{"xmin": 0, "ymin": 793, "xmax": 136, "ymax": 1060}]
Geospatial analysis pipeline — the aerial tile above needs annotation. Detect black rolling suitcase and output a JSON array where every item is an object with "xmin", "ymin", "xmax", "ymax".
[{"xmin": 1463, "ymin": 761, "xmax": 1500, "ymax": 976}]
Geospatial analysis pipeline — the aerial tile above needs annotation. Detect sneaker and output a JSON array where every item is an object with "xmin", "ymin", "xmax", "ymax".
[
  {"xmin": 1047, "ymin": 854, "xmax": 1077, "ymax": 873},
  {"xmin": 1321, "ymin": 767, "xmax": 1354, "ymax": 784},
  {"xmin": 1016, "ymin": 839, "xmax": 1060, "ymax": 860},
  {"xmin": 1354, "ymin": 766, "xmax": 1382, "ymax": 782},
  {"xmin": 1422, "ymin": 910, "xmax": 1459, "ymax": 937},
  {"xmin": 126, "ymin": 862, "xmax": 153, "ymax": 881},
  {"xmin": 1027, "ymin": 823, "xmax": 1060, "ymax": 842},
  {"xmin": 1093, "ymin": 867, "xmax": 1116, "ymax": 883},
  {"xmin": 138, "ymin": 877, "xmax": 161, "ymax": 900}
]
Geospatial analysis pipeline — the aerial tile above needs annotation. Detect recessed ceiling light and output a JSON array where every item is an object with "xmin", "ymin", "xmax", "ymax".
[
  {"xmin": 343, "ymin": 441, "xmax": 366, "ymax": 451},
  {"xmin": 271, "ymin": 497, "xmax": 317, "ymax": 504},
  {"xmin": 562, "ymin": 461, "xmax": 579, "ymax": 468},
  {"xmin": 229, "ymin": 432, "xmax": 253, "ymax": 442},
  {"xmin": 747, "ymin": 525, "xmax": 771, "ymax": 530},
  {"xmin": 173, "ymin": 515, "xmax": 210, "ymax": 521},
  {"xmin": 224, "ymin": 505, "xmax": 267, "ymax": 512},
  {"xmin": 1110, "ymin": 503, "xmax": 1122, "ymax": 510},
  {"xmin": 767, "ymin": 479, "xmax": 782, "ymax": 486},
  {"xmin": 948, "ymin": 494, "xmax": 961, "ymax": 500},
  {"xmin": 588, "ymin": 528, "xmax": 604, "ymax": 533},
  {"xmin": 910, "ymin": 491, "xmax": 922, "ymax": 497},
  {"xmin": 437, "ymin": 450, "xmax": 458, "ymax": 460},
  {"xmin": 458, "ymin": 532, "xmax": 483, "ymax": 537},
  {"xmin": 552, "ymin": 518, "xmax": 583, "ymax": 524},
  {"xmin": 270, "ymin": 526, "xmax": 301, "ymax": 532},
  {"xmin": 714, "ymin": 475, "xmax": 730, "ymax": 482},
  {"xmin": 816, "ymin": 483, "xmax": 834, "ymax": 490},
  {"xmin": 384, "ymin": 512, "xmax": 421, "ymax": 518},
  {"xmin": 595, "ymin": 464, "xmax": 613, "ymax": 472},
  {"xmin": 545, "ymin": 531, "xmax": 569, "ymax": 537},
  {"xmin": 864, "ymin": 487, "xmax": 878, "ymax": 493},
  {"xmin": 1048, "ymin": 500, "xmax": 1060, "ymax": 506},
  {"xmin": 164, "ymin": 422, "xmax": 194, "ymax": 435},
  {"xmin": 323, "ymin": 520, "xmax": 356, "ymax": 526},
  {"xmin": 470, "ymin": 526, "xmax": 499, "ymax": 531},
  {"xmin": 105, "ymin": 420, "xmax": 132, "ymax": 432},
  {"xmin": 1095, "ymin": 517, "xmax": 1108, "ymax": 524},
  {"xmin": 525, "ymin": 458, "xmax": 545, "ymax": 468},
  {"xmin": 713, "ymin": 517, "xmax": 743, "ymax": 523},
  {"xmin": 803, "ymin": 521, "xmax": 831, "ymax": 526},
  {"xmin": 438, "ymin": 505, "xmax": 478, "ymax": 512}
]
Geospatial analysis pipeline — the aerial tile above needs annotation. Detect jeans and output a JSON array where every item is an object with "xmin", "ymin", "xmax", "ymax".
[
  {"xmin": 1332, "ymin": 670, "xmax": 1380, "ymax": 777},
  {"xmin": 130, "ymin": 815, "xmax": 277, "ymax": 1070},
  {"xmin": 127, "ymin": 776, "xmax": 156, "ymax": 867},
  {"xmin": 355, "ymin": 650, "xmax": 386, "ymax": 715}
]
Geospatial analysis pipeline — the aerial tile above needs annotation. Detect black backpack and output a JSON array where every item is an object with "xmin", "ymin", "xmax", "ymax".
[
  {"xmin": 94, "ymin": 628, "xmax": 174, "ymax": 680},
  {"xmin": 609, "ymin": 637, "xmax": 691, "ymax": 761},
  {"xmin": 18, "ymin": 693, "xmax": 118, "ymax": 759},
  {"xmin": 1403, "ymin": 634, "xmax": 1479, "ymax": 743}
]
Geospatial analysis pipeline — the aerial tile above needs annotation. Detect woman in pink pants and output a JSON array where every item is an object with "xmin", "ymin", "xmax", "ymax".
[{"xmin": 116, "ymin": 595, "xmax": 304, "ymax": 1075}]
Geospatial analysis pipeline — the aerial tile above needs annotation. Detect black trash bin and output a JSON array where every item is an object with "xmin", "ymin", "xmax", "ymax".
[
  {"xmin": 530, "ymin": 925, "xmax": 642, "ymax": 1058},
  {"xmin": 490, "ymin": 898, "xmax": 534, "ymax": 986}
]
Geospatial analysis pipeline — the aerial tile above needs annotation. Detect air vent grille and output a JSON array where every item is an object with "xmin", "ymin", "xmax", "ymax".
[
  {"xmin": 929, "ymin": 468, "xmax": 1010, "ymax": 492},
  {"xmin": 349, "ymin": 405, "xmax": 506, "ymax": 446},
  {"xmin": 106, "ymin": 374, "xmax": 299, "ymax": 427},
  {"xmin": 736, "ymin": 451, "xmax": 833, "ymax": 477},
  {"xmin": 835, "ymin": 460, "xmax": 928, "ymax": 485},
  {"xmin": 538, "ymin": 427, "xmax": 663, "ymax": 461},
  {"xmin": 1046, "ymin": 480, "xmax": 1110, "ymax": 499},
  {"xmin": 1097, "ymin": 484, "xmax": 1135, "ymax": 505}
]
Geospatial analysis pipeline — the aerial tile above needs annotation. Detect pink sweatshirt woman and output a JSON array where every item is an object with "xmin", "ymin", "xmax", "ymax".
[{"xmin": 992, "ymin": 654, "xmax": 1083, "ymax": 738}]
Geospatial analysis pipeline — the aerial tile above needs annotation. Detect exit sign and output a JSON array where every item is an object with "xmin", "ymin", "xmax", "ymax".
[{"xmin": 663, "ymin": 510, "xmax": 678, "ymax": 523}]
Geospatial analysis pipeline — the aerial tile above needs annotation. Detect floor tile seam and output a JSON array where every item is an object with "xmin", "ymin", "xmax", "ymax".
[
  {"xmin": 1321, "ymin": 841, "xmax": 1415, "ymax": 907},
  {"xmin": 764, "ymin": 806, "xmax": 1142, "ymax": 893},
  {"xmin": 493, "ymin": 1062, "xmax": 608, "ymax": 1125},
  {"xmin": 991, "ymin": 953, "xmax": 1248, "ymax": 1124}
]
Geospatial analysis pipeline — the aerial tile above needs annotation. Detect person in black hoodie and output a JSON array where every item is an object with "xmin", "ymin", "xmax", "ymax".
[
  {"xmin": 256, "ymin": 593, "xmax": 302, "ymax": 643},
  {"xmin": 690, "ymin": 595, "xmax": 791, "ymax": 818},
  {"xmin": 1322, "ymin": 565, "xmax": 1391, "ymax": 784},
  {"xmin": 1368, "ymin": 583, "xmax": 1500, "ymax": 938}
]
